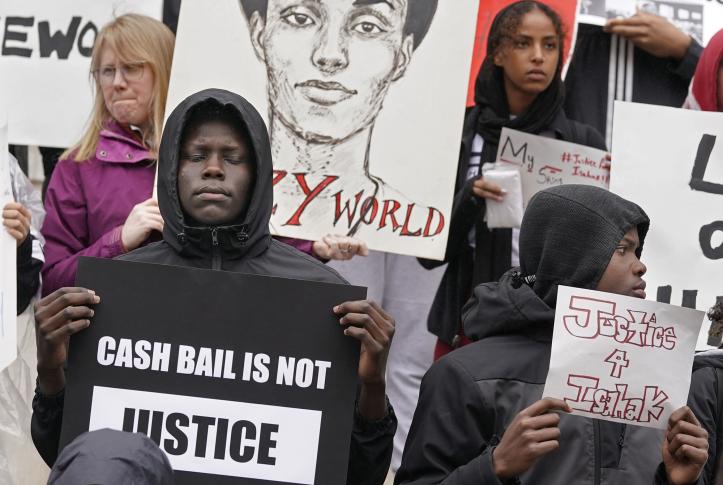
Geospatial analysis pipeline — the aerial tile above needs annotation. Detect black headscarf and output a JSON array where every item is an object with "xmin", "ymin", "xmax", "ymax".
[{"xmin": 474, "ymin": 1, "xmax": 566, "ymax": 163}]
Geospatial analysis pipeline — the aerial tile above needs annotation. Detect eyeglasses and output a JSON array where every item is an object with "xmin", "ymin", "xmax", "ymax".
[{"xmin": 92, "ymin": 62, "xmax": 146, "ymax": 86}]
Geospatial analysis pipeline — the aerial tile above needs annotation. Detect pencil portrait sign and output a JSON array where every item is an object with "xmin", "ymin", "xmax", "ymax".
[{"xmin": 165, "ymin": 0, "xmax": 480, "ymax": 259}]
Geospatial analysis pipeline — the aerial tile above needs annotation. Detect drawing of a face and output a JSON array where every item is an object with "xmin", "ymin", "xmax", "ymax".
[{"xmin": 249, "ymin": 0, "xmax": 414, "ymax": 143}]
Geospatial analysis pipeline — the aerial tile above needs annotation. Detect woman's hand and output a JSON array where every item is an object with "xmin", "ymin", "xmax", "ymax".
[
  {"xmin": 3, "ymin": 202, "xmax": 31, "ymax": 247},
  {"xmin": 472, "ymin": 177, "xmax": 506, "ymax": 202},
  {"xmin": 121, "ymin": 198, "xmax": 163, "ymax": 252},
  {"xmin": 313, "ymin": 235, "xmax": 369, "ymax": 261}
]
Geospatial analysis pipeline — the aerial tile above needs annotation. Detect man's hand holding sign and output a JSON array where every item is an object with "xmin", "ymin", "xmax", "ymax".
[
  {"xmin": 335, "ymin": 300, "xmax": 394, "ymax": 421},
  {"xmin": 35, "ymin": 288, "xmax": 99, "ymax": 396}
]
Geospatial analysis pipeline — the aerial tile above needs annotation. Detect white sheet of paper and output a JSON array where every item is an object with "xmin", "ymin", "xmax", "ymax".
[
  {"xmin": 495, "ymin": 128, "xmax": 609, "ymax": 207},
  {"xmin": 483, "ymin": 168, "xmax": 523, "ymax": 229},
  {"xmin": 611, "ymin": 101, "xmax": 723, "ymax": 349},
  {"xmin": 543, "ymin": 286, "xmax": 704, "ymax": 429},
  {"xmin": 0, "ymin": 116, "xmax": 17, "ymax": 371}
]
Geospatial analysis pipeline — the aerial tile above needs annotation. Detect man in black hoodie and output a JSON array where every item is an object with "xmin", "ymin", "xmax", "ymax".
[
  {"xmin": 32, "ymin": 89, "xmax": 396, "ymax": 485},
  {"xmin": 396, "ymin": 185, "xmax": 708, "ymax": 484}
]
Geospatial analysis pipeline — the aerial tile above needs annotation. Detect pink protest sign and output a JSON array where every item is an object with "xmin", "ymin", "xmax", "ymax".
[{"xmin": 543, "ymin": 286, "xmax": 705, "ymax": 429}]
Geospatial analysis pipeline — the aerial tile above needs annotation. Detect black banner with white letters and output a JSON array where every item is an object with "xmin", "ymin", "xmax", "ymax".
[{"xmin": 61, "ymin": 257, "xmax": 364, "ymax": 485}]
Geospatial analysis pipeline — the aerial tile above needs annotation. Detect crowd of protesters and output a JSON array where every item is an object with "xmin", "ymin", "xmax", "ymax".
[{"xmin": 4, "ymin": 1, "xmax": 723, "ymax": 483}]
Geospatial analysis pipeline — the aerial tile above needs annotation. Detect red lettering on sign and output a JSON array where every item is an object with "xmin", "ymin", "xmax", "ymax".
[
  {"xmin": 565, "ymin": 374, "xmax": 669, "ymax": 423},
  {"xmin": 379, "ymin": 200, "xmax": 402, "ymax": 232},
  {"xmin": 283, "ymin": 173, "xmax": 338, "ymax": 226}
]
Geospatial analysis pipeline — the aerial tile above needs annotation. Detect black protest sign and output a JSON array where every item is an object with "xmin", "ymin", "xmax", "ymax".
[{"xmin": 61, "ymin": 257, "xmax": 365, "ymax": 485}]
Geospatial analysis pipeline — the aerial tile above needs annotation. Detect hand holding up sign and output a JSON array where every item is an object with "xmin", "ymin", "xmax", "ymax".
[
  {"xmin": 121, "ymin": 198, "xmax": 163, "ymax": 252},
  {"xmin": 313, "ymin": 234, "xmax": 369, "ymax": 261},
  {"xmin": 35, "ymin": 288, "xmax": 100, "ymax": 395},
  {"xmin": 3, "ymin": 201, "xmax": 31, "ymax": 247},
  {"xmin": 492, "ymin": 398, "xmax": 571, "ymax": 480},
  {"xmin": 662, "ymin": 406, "xmax": 708, "ymax": 485},
  {"xmin": 472, "ymin": 176, "xmax": 506, "ymax": 202},
  {"xmin": 334, "ymin": 300, "xmax": 395, "ymax": 421},
  {"xmin": 604, "ymin": 10, "xmax": 691, "ymax": 60}
]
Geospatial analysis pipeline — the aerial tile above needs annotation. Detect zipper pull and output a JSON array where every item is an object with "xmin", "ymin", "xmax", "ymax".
[
  {"xmin": 236, "ymin": 229, "xmax": 249, "ymax": 245},
  {"xmin": 211, "ymin": 227, "xmax": 219, "ymax": 246}
]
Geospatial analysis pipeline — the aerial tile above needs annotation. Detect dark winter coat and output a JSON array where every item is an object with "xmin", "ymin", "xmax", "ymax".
[
  {"xmin": 398, "ymin": 185, "xmax": 665, "ymax": 485},
  {"xmin": 32, "ymin": 89, "xmax": 396, "ymax": 485},
  {"xmin": 419, "ymin": 109, "xmax": 606, "ymax": 346}
]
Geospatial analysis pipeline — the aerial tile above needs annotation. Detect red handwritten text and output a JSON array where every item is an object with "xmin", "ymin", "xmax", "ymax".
[
  {"xmin": 565, "ymin": 374, "xmax": 669, "ymax": 423},
  {"xmin": 563, "ymin": 296, "xmax": 676, "ymax": 350}
]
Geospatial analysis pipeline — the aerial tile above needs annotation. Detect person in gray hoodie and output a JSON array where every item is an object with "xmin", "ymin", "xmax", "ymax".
[{"xmin": 395, "ymin": 185, "xmax": 708, "ymax": 485}]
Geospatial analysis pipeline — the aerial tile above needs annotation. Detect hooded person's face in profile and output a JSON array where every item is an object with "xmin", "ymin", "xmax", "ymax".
[
  {"xmin": 177, "ymin": 119, "xmax": 256, "ymax": 226},
  {"xmin": 596, "ymin": 227, "xmax": 648, "ymax": 299},
  {"xmin": 248, "ymin": 0, "xmax": 414, "ymax": 143}
]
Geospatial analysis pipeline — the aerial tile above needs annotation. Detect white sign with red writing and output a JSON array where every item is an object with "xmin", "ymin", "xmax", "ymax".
[
  {"xmin": 543, "ymin": 286, "xmax": 705, "ymax": 429},
  {"xmin": 496, "ymin": 128, "xmax": 609, "ymax": 208}
]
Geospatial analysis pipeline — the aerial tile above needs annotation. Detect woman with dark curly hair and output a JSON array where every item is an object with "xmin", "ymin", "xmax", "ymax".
[{"xmin": 420, "ymin": 0, "xmax": 607, "ymax": 360}]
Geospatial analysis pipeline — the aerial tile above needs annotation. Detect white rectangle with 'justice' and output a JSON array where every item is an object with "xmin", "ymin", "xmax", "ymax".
[{"xmin": 89, "ymin": 386, "xmax": 322, "ymax": 484}]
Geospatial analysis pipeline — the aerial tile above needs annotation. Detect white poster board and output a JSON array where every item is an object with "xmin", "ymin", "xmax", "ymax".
[
  {"xmin": 0, "ymin": 0, "xmax": 163, "ymax": 148},
  {"xmin": 0, "ymin": 116, "xmax": 17, "ymax": 372},
  {"xmin": 165, "ymin": 0, "xmax": 478, "ymax": 260},
  {"xmin": 544, "ymin": 286, "xmax": 704, "ymax": 429},
  {"xmin": 496, "ymin": 128, "xmax": 609, "ymax": 207},
  {"xmin": 578, "ymin": 0, "xmax": 722, "ymax": 45},
  {"xmin": 611, "ymin": 101, "xmax": 723, "ymax": 349}
]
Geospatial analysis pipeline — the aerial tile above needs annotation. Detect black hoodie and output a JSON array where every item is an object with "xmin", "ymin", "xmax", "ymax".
[
  {"xmin": 396, "ymin": 185, "xmax": 667, "ymax": 485},
  {"xmin": 32, "ymin": 89, "xmax": 396, "ymax": 485}
]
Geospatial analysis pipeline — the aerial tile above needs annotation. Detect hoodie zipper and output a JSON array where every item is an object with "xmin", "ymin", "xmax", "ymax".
[
  {"xmin": 211, "ymin": 227, "xmax": 221, "ymax": 270},
  {"xmin": 593, "ymin": 419, "xmax": 601, "ymax": 485}
]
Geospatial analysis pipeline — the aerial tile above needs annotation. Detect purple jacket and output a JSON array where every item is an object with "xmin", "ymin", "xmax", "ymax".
[
  {"xmin": 41, "ymin": 121, "xmax": 155, "ymax": 296},
  {"xmin": 41, "ymin": 121, "xmax": 314, "ymax": 296}
]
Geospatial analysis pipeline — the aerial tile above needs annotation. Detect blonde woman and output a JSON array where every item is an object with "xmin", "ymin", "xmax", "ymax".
[{"xmin": 40, "ymin": 14, "xmax": 174, "ymax": 296}]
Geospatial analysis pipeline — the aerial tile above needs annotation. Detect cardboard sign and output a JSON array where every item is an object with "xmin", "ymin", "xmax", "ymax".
[
  {"xmin": 165, "ymin": 0, "xmax": 478, "ymax": 260},
  {"xmin": 544, "ymin": 286, "xmax": 705, "ymax": 429},
  {"xmin": 0, "ymin": 116, "xmax": 16, "ymax": 372},
  {"xmin": 495, "ymin": 128, "xmax": 610, "ymax": 207},
  {"xmin": 0, "ymin": 0, "xmax": 162, "ymax": 147},
  {"xmin": 611, "ymin": 102, "xmax": 723, "ymax": 348},
  {"xmin": 578, "ymin": 0, "xmax": 723, "ymax": 44},
  {"xmin": 465, "ymin": 0, "xmax": 580, "ymax": 106},
  {"xmin": 61, "ymin": 258, "xmax": 365, "ymax": 485}
]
